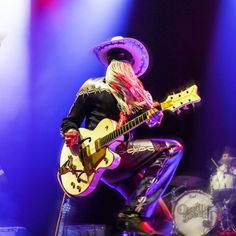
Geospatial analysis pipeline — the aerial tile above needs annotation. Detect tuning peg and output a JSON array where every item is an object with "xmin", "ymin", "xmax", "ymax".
[
  {"xmin": 183, "ymin": 105, "xmax": 189, "ymax": 110},
  {"xmin": 176, "ymin": 109, "xmax": 181, "ymax": 115}
]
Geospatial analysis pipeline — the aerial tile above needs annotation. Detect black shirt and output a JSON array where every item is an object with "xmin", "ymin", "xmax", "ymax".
[{"xmin": 61, "ymin": 78, "xmax": 121, "ymax": 134}]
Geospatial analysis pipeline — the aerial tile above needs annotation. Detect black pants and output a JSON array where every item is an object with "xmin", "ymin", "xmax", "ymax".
[{"xmin": 102, "ymin": 138, "xmax": 183, "ymax": 217}]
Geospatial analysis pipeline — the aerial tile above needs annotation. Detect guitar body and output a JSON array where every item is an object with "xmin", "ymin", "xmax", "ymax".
[{"xmin": 59, "ymin": 118, "xmax": 123, "ymax": 197}]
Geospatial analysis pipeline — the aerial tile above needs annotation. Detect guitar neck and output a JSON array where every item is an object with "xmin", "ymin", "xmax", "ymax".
[
  {"xmin": 99, "ymin": 84, "xmax": 201, "ymax": 148},
  {"xmin": 100, "ymin": 106, "xmax": 159, "ymax": 147}
]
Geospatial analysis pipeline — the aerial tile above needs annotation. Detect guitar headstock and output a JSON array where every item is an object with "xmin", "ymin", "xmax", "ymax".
[{"xmin": 160, "ymin": 85, "xmax": 201, "ymax": 113}]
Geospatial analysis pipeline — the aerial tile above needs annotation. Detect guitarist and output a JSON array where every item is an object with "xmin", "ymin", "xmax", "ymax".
[{"xmin": 60, "ymin": 36, "xmax": 183, "ymax": 236}]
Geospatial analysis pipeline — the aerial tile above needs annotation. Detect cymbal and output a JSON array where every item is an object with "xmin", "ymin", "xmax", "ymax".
[{"xmin": 171, "ymin": 175, "xmax": 204, "ymax": 188}]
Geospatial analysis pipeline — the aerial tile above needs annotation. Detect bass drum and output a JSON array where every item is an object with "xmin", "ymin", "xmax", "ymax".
[{"xmin": 173, "ymin": 190, "xmax": 217, "ymax": 236}]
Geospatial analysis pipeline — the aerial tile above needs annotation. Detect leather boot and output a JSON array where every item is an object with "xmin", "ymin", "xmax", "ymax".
[{"xmin": 117, "ymin": 207, "xmax": 162, "ymax": 236}]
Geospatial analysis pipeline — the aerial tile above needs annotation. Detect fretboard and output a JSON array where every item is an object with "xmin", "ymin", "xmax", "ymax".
[
  {"xmin": 98, "ymin": 84, "xmax": 201, "ymax": 149},
  {"xmin": 100, "ymin": 107, "xmax": 157, "ymax": 147}
]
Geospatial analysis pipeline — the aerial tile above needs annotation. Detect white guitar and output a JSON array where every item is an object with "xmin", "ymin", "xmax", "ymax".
[{"xmin": 58, "ymin": 85, "xmax": 201, "ymax": 197}]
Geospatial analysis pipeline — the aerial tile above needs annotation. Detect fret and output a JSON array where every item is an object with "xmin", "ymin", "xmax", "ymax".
[
  {"xmin": 113, "ymin": 130, "xmax": 118, "ymax": 139},
  {"xmin": 130, "ymin": 120, "xmax": 135, "ymax": 128},
  {"xmin": 104, "ymin": 136, "xmax": 108, "ymax": 145},
  {"xmin": 100, "ymin": 138, "xmax": 104, "ymax": 147},
  {"xmin": 138, "ymin": 115, "xmax": 142, "ymax": 124},
  {"xmin": 143, "ymin": 112, "xmax": 147, "ymax": 119},
  {"xmin": 106, "ymin": 134, "xmax": 110, "ymax": 142},
  {"xmin": 108, "ymin": 133, "xmax": 112, "ymax": 142},
  {"xmin": 126, "ymin": 122, "xmax": 131, "ymax": 130},
  {"xmin": 142, "ymin": 113, "xmax": 147, "ymax": 121},
  {"xmin": 122, "ymin": 125, "xmax": 127, "ymax": 134},
  {"xmin": 121, "ymin": 126, "xmax": 125, "ymax": 134},
  {"xmin": 107, "ymin": 133, "xmax": 112, "ymax": 143},
  {"xmin": 141, "ymin": 115, "xmax": 145, "ymax": 123},
  {"xmin": 110, "ymin": 132, "xmax": 115, "ymax": 140},
  {"xmin": 100, "ymin": 110, "xmax": 151, "ymax": 147},
  {"xmin": 110, "ymin": 133, "xmax": 114, "ymax": 141},
  {"xmin": 105, "ymin": 136, "xmax": 109, "ymax": 144},
  {"xmin": 114, "ymin": 131, "xmax": 118, "ymax": 139},
  {"xmin": 116, "ymin": 129, "xmax": 120, "ymax": 137}
]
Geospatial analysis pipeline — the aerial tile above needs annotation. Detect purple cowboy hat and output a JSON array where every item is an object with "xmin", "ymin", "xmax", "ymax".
[{"xmin": 93, "ymin": 36, "xmax": 149, "ymax": 77}]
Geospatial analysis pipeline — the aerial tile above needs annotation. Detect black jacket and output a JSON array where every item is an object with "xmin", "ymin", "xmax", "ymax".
[{"xmin": 61, "ymin": 77, "xmax": 121, "ymax": 134}]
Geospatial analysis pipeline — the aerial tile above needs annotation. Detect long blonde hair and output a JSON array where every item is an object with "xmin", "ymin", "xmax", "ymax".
[{"xmin": 105, "ymin": 60, "xmax": 153, "ymax": 115}]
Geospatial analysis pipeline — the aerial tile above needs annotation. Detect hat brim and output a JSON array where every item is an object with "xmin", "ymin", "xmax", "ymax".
[{"xmin": 93, "ymin": 37, "xmax": 149, "ymax": 77}]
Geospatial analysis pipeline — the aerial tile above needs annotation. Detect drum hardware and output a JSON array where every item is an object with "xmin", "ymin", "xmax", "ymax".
[
  {"xmin": 171, "ymin": 175, "xmax": 204, "ymax": 189},
  {"xmin": 55, "ymin": 194, "xmax": 71, "ymax": 236},
  {"xmin": 211, "ymin": 158, "xmax": 219, "ymax": 168},
  {"xmin": 216, "ymin": 198, "xmax": 236, "ymax": 233},
  {"xmin": 168, "ymin": 188, "xmax": 182, "ymax": 236},
  {"xmin": 162, "ymin": 185, "xmax": 186, "ymax": 201},
  {"xmin": 209, "ymin": 153, "xmax": 236, "ymax": 235},
  {"xmin": 161, "ymin": 186, "xmax": 186, "ymax": 235}
]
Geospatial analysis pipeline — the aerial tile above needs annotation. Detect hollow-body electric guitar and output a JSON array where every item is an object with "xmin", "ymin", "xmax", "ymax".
[{"xmin": 58, "ymin": 85, "xmax": 201, "ymax": 197}]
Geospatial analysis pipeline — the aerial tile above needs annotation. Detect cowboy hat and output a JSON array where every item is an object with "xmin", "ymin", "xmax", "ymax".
[{"xmin": 93, "ymin": 36, "xmax": 149, "ymax": 77}]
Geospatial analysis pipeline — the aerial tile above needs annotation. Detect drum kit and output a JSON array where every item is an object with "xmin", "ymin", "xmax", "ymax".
[{"xmin": 164, "ymin": 153, "xmax": 236, "ymax": 236}]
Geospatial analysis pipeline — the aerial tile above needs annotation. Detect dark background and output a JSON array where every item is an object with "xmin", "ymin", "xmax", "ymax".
[{"xmin": 0, "ymin": 0, "xmax": 236, "ymax": 235}]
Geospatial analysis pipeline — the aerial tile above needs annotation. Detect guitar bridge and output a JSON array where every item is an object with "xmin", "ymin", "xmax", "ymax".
[{"xmin": 83, "ymin": 148, "xmax": 106, "ymax": 176}]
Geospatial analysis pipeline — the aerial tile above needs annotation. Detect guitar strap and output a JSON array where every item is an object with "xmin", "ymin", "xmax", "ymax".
[{"xmin": 116, "ymin": 112, "xmax": 128, "ymax": 129}]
